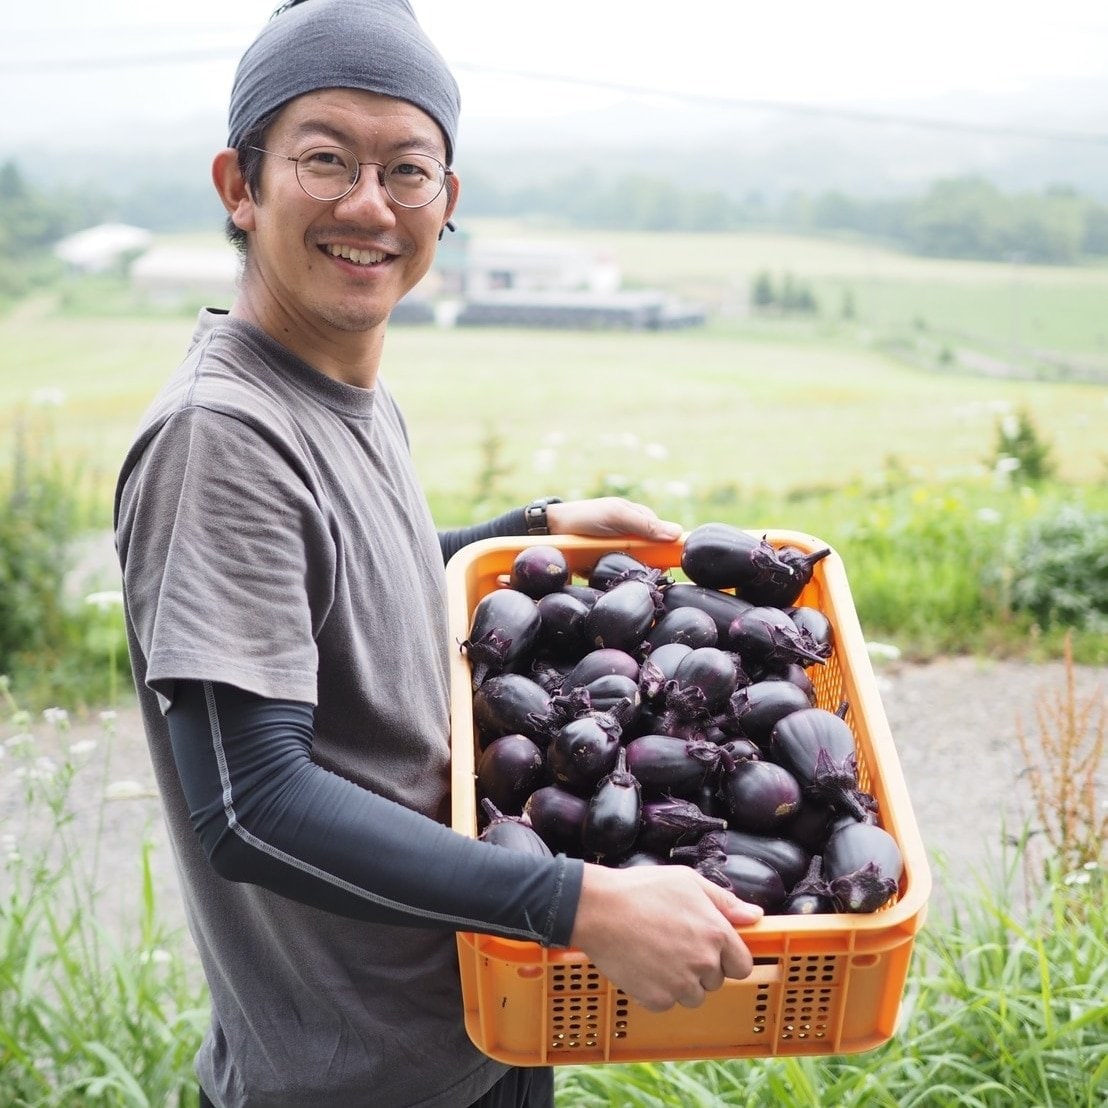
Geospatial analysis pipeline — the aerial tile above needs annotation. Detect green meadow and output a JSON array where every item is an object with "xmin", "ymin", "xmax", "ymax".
[{"xmin": 2, "ymin": 225, "xmax": 1106, "ymax": 517}]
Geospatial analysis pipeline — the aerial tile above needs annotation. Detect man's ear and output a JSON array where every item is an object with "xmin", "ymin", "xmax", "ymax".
[
  {"xmin": 212, "ymin": 148, "xmax": 256, "ymax": 234},
  {"xmin": 441, "ymin": 171, "xmax": 461, "ymax": 237}
]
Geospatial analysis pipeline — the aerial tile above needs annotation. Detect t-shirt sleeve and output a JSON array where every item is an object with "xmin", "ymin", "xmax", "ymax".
[{"xmin": 117, "ymin": 405, "xmax": 334, "ymax": 710}]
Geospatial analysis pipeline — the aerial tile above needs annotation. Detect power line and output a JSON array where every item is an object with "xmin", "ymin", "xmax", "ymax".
[{"xmin": 3, "ymin": 48, "xmax": 1108, "ymax": 146}]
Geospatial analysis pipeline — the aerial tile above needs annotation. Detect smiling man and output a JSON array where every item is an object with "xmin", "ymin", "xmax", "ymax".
[{"xmin": 113, "ymin": 3, "xmax": 763, "ymax": 1106}]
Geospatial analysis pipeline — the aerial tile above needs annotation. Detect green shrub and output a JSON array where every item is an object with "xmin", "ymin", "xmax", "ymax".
[{"xmin": 997, "ymin": 502, "xmax": 1108, "ymax": 636}]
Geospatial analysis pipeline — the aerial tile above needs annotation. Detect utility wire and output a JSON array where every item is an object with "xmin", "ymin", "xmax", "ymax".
[{"xmin": 3, "ymin": 48, "xmax": 1108, "ymax": 146}]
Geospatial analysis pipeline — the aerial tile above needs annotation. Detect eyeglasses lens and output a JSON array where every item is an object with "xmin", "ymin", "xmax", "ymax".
[{"xmin": 294, "ymin": 146, "xmax": 445, "ymax": 207}]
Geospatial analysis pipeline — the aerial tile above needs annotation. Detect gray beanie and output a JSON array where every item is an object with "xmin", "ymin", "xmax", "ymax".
[{"xmin": 228, "ymin": 0, "xmax": 460, "ymax": 164}]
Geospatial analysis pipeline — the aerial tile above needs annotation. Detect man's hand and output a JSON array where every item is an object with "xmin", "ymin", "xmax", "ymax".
[
  {"xmin": 545, "ymin": 497, "xmax": 682, "ymax": 542},
  {"xmin": 568, "ymin": 862, "xmax": 763, "ymax": 1012}
]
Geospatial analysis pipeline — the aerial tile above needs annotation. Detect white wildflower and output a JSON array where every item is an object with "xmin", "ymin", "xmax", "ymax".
[
  {"xmin": 643, "ymin": 442, "xmax": 669, "ymax": 461},
  {"xmin": 98, "ymin": 710, "xmax": 118, "ymax": 723},
  {"xmin": 994, "ymin": 456, "xmax": 1020, "ymax": 476},
  {"xmin": 531, "ymin": 448, "xmax": 557, "ymax": 474},
  {"xmin": 30, "ymin": 386, "xmax": 66, "ymax": 407},
  {"xmin": 85, "ymin": 590, "xmax": 124, "ymax": 612},
  {"xmin": 139, "ymin": 948, "xmax": 172, "ymax": 965},
  {"xmin": 42, "ymin": 706, "xmax": 69, "ymax": 728},
  {"xmin": 5, "ymin": 732, "xmax": 34, "ymax": 751},
  {"xmin": 32, "ymin": 756, "xmax": 58, "ymax": 780},
  {"xmin": 975, "ymin": 508, "xmax": 1002, "ymax": 525},
  {"xmin": 104, "ymin": 780, "xmax": 155, "ymax": 800},
  {"xmin": 1000, "ymin": 414, "xmax": 1020, "ymax": 440},
  {"xmin": 663, "ymin": 480, "xmax": 692, "ymax": 499},
  {"xmin": 1063, "ymin": 870, "xmax": 1092, "ymax": 887},
  {"xmin": 68, "ymin": 739, "xmax": 98, "ymax": 757},
  {"xmin": 866, "ymin": 641, "xmax": 902, "ymax": 662}
]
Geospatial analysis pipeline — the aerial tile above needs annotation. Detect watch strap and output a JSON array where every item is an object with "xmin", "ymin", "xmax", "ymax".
[{"xmin": 524, "ymin": 497, "xmax": 563, "ymax": 535}]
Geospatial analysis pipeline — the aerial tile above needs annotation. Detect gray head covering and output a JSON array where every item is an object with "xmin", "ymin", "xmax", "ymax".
[{"xmin": 228, "ymin": 0, "xmax": 460, "ymax": 164}]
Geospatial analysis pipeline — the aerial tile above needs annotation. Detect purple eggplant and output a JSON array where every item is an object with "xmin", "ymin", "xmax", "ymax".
[
  {"xmin": 680, "ymin": 522, "xmax": 796, "ymax": 600},
  {"xmin": 727, "ymin": 606, "xmax": 828, "ymax": 669},
  {"xmin": 509, "ymin": 544, "xmax": 570, "ymax": 599},
  {"xmin": 647, "ymin": 606, "xmax": 718, "ymax": 650},
  {"xmin": 780, "ymin": 854, "xmax": 836, "ymax": 915},
  {"xmin": 718, "ymin": 754, "xmax": 802, "ymax": 833},
  {"xmin": 661, "ymin": 646, "xmax": 742, "ymax": 726},
  {"xmin": 561, "ymin": 648, "xmax": 640, "ymax": 693},
  {"xmin": 740, "ymin": 545, "xmax": 832, "ymax": 608},
  {"xmin": 636, "ymin": 796, "xmax": 728, "ymax": 854},
  {"xmin": 770, "ymin": 707, "xmax": 869, "ymax": 818},
  {"xmin": 587, "ymin": 550, "xmax": 665, "ymax": 591},
  {"xmin": 723, "ymin": 679, "xmax": 812, "ymax": 748},
  {"xmin": 638, "ymin": 642, "xmax": 693, "ymax": 700},
  {"xmin": 524, "ymin": 785, "xmax": 588, "ymax": 856},
  {"xmin": 584, "ymin": 578, "xmax": 662, "ymax": 654},
  {"xmin": 788, "ymin": 606, "xmax": 834, "ymax": 655},
  {"xmin": 473, "ymin": 673, "xmax": 553, "ymax": 748},
  {"xmin": 662, "ymin": 583, "xmax": 752, "ymax": 641},
  {"xmin": 547, "ymin": 710, "xmax": 625, "ymax": 795},
  {"xmin": 575, "ymin": 673, "xmax": 642, "ymax": 718},
  {"xmin": 562, "ymin": 583, "xmax": 603, "ymax": 609},
  {"xmin": 782, "ymin": 797, "xmax": 835, "ymax": 853},
  {"xmin": 534, "ymin": 591, "xmax": 590, "ymax": 659},
  {"xmin": 624, "ymin": 734, "xmax": 724, "ymax": 797},
  {"xmin": 717, "ymin": 829, "xmax": 811, "ymax": 888},
  {"xmin": 673, "ymin": 833, "xmax": 787, "ymax": 912},
  {"xmin": 582, "ymin": 748, "xmax": 642, "ymax": 860},
  {"xmin": 479, "ymin": 799, "xmax": 553, "ymax": 857},
  {"xmin": 462, "ymin": 588, "xmax": 541, "ymax": 690},
  {"xmin": 823, "ymin": 822, "xmax": 903, "ymax": 912},
  {"xmin": 765, "ymin": 663, "xmax": 818, "ymax": 705},
  {"xmin": 476, "ymin": 733, "xmax": 546, "ymax": 815}
]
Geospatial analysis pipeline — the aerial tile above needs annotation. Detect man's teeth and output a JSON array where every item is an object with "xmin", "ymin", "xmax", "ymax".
[{"xmin": 325, "ymin": 244, "xmax": 386, "ymax": 266}]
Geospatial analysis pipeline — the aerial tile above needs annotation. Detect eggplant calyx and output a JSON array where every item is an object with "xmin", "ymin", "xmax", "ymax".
[
  {"xmin": 828, "ymin": 864, "xmax": 898, "ymax": 913},
  {"xmin": 789, "ymin": 854, "xmax": 832, "ymax": 898}
]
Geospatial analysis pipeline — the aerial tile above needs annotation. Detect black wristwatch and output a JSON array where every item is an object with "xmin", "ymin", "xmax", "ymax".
[{"xmin": 523, "ymin": 497, "xmax": 563, "ymax": 536}]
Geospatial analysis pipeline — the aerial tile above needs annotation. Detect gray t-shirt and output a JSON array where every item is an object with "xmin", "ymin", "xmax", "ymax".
[{"xmin": 114, "ymin": 310, "xmax": 508, "ymax": 1107}]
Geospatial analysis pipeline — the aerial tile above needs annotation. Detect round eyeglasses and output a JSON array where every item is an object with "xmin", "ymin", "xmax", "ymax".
[{"xmin": 249, "ymin": 145, "xmax": 452, "ymax": 208}]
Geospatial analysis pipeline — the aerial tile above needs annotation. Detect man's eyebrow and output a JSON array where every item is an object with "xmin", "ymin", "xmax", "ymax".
[{"xmin": 289, "ymin": 119, "xmax": 444, "ymax": 159}]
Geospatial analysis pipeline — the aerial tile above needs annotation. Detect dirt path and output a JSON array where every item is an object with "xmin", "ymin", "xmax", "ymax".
[{"xmin": 3, "ymin": 657, "xmax": 1104, "ymax": 945}]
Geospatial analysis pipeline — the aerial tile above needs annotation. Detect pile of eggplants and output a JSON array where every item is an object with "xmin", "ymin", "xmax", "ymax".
[{"xmin": 463, "ymin": 526, "xmax": 904, "ymax": 915}]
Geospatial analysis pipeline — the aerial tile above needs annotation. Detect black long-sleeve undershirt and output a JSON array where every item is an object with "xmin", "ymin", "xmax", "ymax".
[
  {"xmin": 165, "ymin": 679, "xmax": 582, "ymax": 945},
  {"xmin": 437, "ymin": 508, "xmax": 528, "ymax": 564}
]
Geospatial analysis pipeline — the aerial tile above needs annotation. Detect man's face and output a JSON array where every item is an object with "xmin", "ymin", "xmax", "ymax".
[{"xmin": 236, "ymin": 87, "xmax": 457, "ymax": 339}]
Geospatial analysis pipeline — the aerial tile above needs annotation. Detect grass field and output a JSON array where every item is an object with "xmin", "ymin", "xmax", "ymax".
[{"xmin": 2, "ymin": 228, "xmax": 1106, "ymax": 516}]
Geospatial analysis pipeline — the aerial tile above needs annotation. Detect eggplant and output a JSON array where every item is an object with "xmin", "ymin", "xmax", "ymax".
[
  {"xmin": 718, "ymin": 754, "xmax": 802, "ymax": 832},
  {"xmin": 726, "ymin": 606, "xmax": 827, "ymax": 669},
  {"xmin": 534, "ymin": 591, "xmax": 590, "ymax": 659},
  {"xmin": 636, "ymin": 796, "xmax": 728, "ymax": 854},
  {"xmin": 587, "ymin": 550, "xmax": 664, "ymax": 591},
  {"xmin": 638, "ymin": 642, "xmax": 693, "ymax": 700},
  {"xmin": 547, "ymin": 711, "xmax": 624, "ymax": 795},
  {"xmin": 780, "ymin": 854, "xmax": 836, "ymax": 915},
  {"xmin": 661, "ymin": 646, "xmax": 742, "ymax": 725},
  {"xmin": 673, "ymin": 834, "xmax": 787, "ymax": 913},
  {"xmin": 764, "ymin": 663, "xmax": 818, "ymax": 706},
  {"xmin": 575, "ymin": 673, "xmax": 642, "ymax": 717},
  {"xmin": 472, "ymin": 673, "xmax": 559, "ymax": 748},
  {"xmin": 782, "ymin": 797, "xmax": 835, "ymax": 853},
  {"xmin": 788, "ymin": 606, "xmax": 834, "ymax": 655},
  {"xmin": 662, "ymin": 583, "xmax": 752, "ymax": 641},
  {"xmin": 723, "ymin": 679, "xmax": 811, "ymax": 748},
  {"xmin": 680, "ymin": 522, "xmax": 795, "ymax": 599},
  {"xmin": 823, "ymin": 822, "xmax": 903, "ymax": 912},
  {"xmin": 476, "ymin": 733, "xmax": 546, "ymax": 814},
  {"xmin": 647, "ymin": 606, "xmax": 718, "ymax": 650},
  {"xmin": 624, "ymin": 734, "xmax": 724, "ymax": 797},
  {"xmin": 770, "ymin": 707, "xmax": 869, "ymax": 818},
  {"xmin": 562, "ymin": 583, "xmax": 603, "ymax": 609},
  {"xmin": 717, "ymin": 829, "xmax": 811, "ymax": 888},
  {"xmin": 478, "ymin": 799, "xmax": 553, "ymax": 857},
  {"xmin": 509, "ymin": 544, "xmax": 570, "ymax": 599},
  {"xmin": 582, "ymin": 748, "xmax": 642, "ymax": 860},
  {"xmin": 741, "ymin": 545, "xmax": 832, "ymax": 608},
  {"xmin": 524, "ymin": 785, "xmax": 588, "ymax": 856},
  {"xmin": 561, "ymin": 648, "xmax": 640, "ymax": 692},
  {"xmin": 584, "ymin": 578, "xmax": 661, "ymax": 653},
  {"xmin": 462, "ymin": 588, "xmax": 541, "ymax": 689}
]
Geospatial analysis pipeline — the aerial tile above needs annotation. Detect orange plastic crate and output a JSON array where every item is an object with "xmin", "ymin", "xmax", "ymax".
[{"xmin": 445, "ymin": 531, "xmax": 931, "ymax": 1065}]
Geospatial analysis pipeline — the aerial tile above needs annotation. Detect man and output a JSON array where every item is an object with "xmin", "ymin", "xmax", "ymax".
[{"xmin": 114, "ymin": 2, "xmax": 763, "ymax": 1105}]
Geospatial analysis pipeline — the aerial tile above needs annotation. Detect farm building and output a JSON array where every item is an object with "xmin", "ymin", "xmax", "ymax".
[
  {"xmin": 54, "ymin": 223, "xmax": 153, "ymax": 273},
  {"xmin": 455, "ymin": 288, "xmax": 705, "ymax": 330},
  {"xmin": 130, "ymin": 245, "xmax": 241, "ymax": 308}
]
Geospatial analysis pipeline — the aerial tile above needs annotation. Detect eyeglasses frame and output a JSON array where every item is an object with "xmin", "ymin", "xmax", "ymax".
[{"xmin": 247, "ymin": 144, "xmax": 454, "ymax": 209}]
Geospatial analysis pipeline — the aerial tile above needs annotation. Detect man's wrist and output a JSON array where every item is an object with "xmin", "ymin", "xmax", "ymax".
[{"xmin": 523, "ymin": 496, "xmax": 563, "ymax": 535}]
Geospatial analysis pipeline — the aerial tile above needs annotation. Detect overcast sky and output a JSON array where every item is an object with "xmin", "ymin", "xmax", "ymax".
[{"xmin": 5, "ymin": 1, "xmax": 1108, "ymax": 148}]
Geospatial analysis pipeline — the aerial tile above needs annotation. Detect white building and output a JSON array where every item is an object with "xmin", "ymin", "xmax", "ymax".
[{"xmin": 54, "ymin": 223, "xmax": 153, "ymax": 273}]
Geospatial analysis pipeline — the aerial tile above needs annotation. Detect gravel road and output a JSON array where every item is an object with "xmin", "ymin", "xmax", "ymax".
[{"xmin": 3, "ymin": 656, "xmax": 1104, "ymax": 944}]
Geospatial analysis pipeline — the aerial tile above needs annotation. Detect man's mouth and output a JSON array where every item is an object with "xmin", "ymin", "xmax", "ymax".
[{"xmin": 323, "ymin": 244, "xmax": 388, "ymax": 266}]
